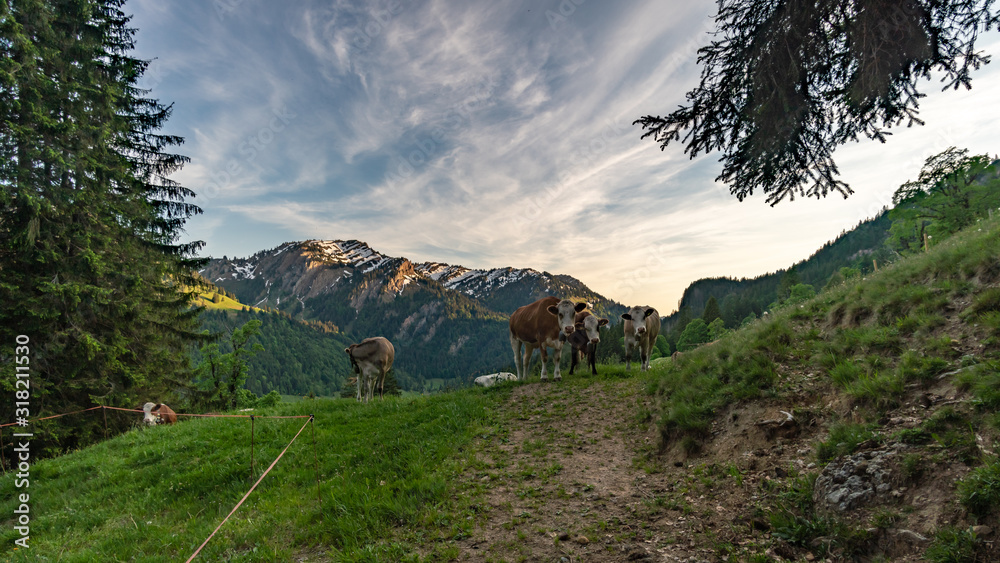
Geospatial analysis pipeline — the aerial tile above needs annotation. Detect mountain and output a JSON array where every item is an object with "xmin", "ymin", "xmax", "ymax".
[{"xmin": 199, "ymin": 240, "xmax": 624, "ymax": 391}]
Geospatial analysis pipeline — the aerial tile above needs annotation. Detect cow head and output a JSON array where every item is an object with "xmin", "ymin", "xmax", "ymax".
[
  {"xmin": 621, "ymin": 306, "xmax": 656, "ymax": 338},
  {"xmin": 142, "ymin": 402, "xmax": 159, "ymax": 426},
  {"xmin": 345, "ymin": 345, "xmax": 360, "ymax": 374},
  {"xmin": 575, "ymin": 314, "xmax": 609, "ymax": 345},
  {"xmin": 547, "ymin": 300, "xmax": 588, "ymax": 337}
]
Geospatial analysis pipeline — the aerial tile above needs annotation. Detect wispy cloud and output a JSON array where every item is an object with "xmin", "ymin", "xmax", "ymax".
[{"xmin": 128, "ymin": 1, "xmax": 1000, "ymax": 311}]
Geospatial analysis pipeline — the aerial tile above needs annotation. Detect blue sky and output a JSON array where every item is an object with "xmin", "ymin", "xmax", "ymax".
[{"xmin": 129, "ymin": 0, "xmax": 1000, "ymax": 313}]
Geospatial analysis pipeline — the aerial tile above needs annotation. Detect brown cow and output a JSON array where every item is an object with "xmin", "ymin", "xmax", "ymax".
[
  {"xmin": 621, "ymin": 305, "xmax": 660, "ymax": 372},
  {"xmin": 345, "ymin": 336, "xmax": 395, "ymax": 403},
  {"xmin": 568, "ymin": 310, "xmax": 609, "ymax": 376},
  {"xmin": 509, "ymin": 297, "xmax": 587, "ymax": 381},
  {"xmin": 142, "ymin": 402, "xmax": 177, "ymax": 425}
]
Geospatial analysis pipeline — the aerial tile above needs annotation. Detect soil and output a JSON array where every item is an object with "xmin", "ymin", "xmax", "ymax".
[{"xmin": 451, "ymin": 371, "xmax": 999, "ymax": 562}]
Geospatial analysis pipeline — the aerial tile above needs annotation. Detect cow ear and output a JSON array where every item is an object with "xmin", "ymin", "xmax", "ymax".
[
  {"xmin": 574, "ymin": 322, "xmax": 585, "ymax": 330},
  {"xmin": 344, "ymin": 347, "xmax": 352, "ymax": 354},
  {"xmin": 621, "ymin": 313, "xmax": 632, "ymax": 320},
  {"xmin": 546, "ymin": 305, "xmax": 559, "ymax": 315},
  {"xmin": 645, "ymin": 308, "xmax": 656, "ymax": 317},
  {"xmin": 598, "ymin": 318, "xmax": 609, "ymax": 327},
  {"xmin": 574, "ymin": 302, "xmax": 587, "ymax": 312}
]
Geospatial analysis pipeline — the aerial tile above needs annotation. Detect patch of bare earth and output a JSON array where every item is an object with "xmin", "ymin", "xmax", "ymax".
[{"xmin": 452, "ymin": 367, "xmax": 1000, "ymax": 562}]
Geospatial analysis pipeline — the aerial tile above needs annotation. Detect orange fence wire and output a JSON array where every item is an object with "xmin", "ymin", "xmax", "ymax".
[{"xmin": 185, "ymin": 416, "xmax": 313, "ymax": 562}]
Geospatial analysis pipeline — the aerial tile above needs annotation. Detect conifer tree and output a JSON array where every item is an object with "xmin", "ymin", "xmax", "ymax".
[
  {"xmin": 701, "ymin": 296, "xmax": 722, "ymax": 324},
  {"xmin": 1, "ymin": 0, "xmax": 204, "ymax": 451},
  {"xmin": 636, "ymin": 0, "xmax": 1000, "ymax": 204}
]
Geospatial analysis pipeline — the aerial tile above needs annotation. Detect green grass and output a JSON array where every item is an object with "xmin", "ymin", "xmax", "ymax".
[{"xmin": 0, "ymin": 388, "xmax": 511, "ymax": 561}]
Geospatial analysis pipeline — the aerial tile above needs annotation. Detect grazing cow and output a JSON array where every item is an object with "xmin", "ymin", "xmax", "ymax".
[
  {"xmin": 142, "ymin": 402, "xmax": 178, "ymax": 426},
  {"xmin": 621, "ymin": 306, "xmax": 660, "ymax": 372},
  {"xmin": 568, "ymin": 311, "xmax": 609, "ymax": 375},
  {"xmin": 509, "ymin": 297, "xmax": 588, "ymax": 381},
  {"xmin": 345, "ymin": 337, "xmax": 395, "ymax": 403}
]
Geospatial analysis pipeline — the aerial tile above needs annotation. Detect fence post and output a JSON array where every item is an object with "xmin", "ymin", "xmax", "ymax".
[
  {"xmin": 250, "ymin": 415, "xmax": 255, "ymax": 480},
  {"xmin": 102, "ymin": 406, "xmax": 109, "ymax": 440},
  {"xmin": 311, "ymin": 414, "xmax": 321, "ymax": 508}
]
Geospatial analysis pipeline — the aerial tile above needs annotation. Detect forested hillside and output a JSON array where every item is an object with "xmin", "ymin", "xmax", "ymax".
[
  {"xmin": 659, "ymin": 149, "xmax": 1000, "ymax": 354},
  {"xmin": 201, "ymin": 240, "xmax": 623, "ymax": 391},
  {"xmin": 196, "ymin": 309, "xmax": 359, "ymax": 397}
]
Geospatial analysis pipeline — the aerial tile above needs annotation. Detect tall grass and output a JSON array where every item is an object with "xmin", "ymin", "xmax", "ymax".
[
  {"xmin": 650, "ymin": 215, "xmax": 1000, "ymax": 446},
  {"xmin": 0, "ymin": 387, "xmax": 510, "ymax": 561}
]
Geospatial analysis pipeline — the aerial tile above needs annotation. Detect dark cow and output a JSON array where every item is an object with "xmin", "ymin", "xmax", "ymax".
[
  {"xmin": 345, "ymin": 337, "xmax": 395, "ymax": 403},
  {"xmin": 142, "ymin": 402, "xmax": 177, "ymax": 425},
  {"xmin": 568, "ymin": 311, "xmax": 609, "ymax": 375},
  {"xmin": 509, "ymin": 297, "xmax": 587, "ymax": 381},
  {"xmin": 621, "ymin": 305, "xmax": 660, "ymax": 371}
]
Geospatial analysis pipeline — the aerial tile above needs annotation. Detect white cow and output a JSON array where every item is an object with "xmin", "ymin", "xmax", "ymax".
[{"xmin": 621, "ymin": 306, "xmax": 660, "ymax": 372}]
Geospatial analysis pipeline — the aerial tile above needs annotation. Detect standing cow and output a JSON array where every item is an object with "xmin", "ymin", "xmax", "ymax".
[
  {"xmin": 568, "ymin": 310, "xmax": 609, "ymax": 376},
  {"xmin": 509, "ymin": 297, "xmax": 588, "ymax": 381},
  {"xmin": 345, "ymin": 337, "xmax": 395, "ymax": 403},
  {"xmin": 621, "ymin": 306, "xmax": 660, "ymax": 372}
]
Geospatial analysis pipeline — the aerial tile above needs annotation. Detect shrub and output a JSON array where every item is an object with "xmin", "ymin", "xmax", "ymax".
[
  {"xmin": 958, "ymin": 457, "xmax": 1000, "ymax": 518},
  {"xmin": 926, "ymin": 527, "xmax": 979, "ymax": 563}
]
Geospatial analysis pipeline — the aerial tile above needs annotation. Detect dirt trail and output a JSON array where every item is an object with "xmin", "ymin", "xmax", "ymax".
[
  {"xmin": 455, "ymin": 377, "xmax": 726, "ymax": 562},
  {"xmin": 451, "ymin": 371, "xmax": 978, "ymax": 563}
]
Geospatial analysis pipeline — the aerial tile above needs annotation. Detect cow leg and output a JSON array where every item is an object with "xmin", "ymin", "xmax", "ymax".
[
  {"xmin": 522, "ymin": 344, "xmax": 534, "ymax": 381},
  {"xmin": 589, "ymin": 343, "xmax": 598, "ymax": 376},
  {"xmin": 511, "ymin": 335, "xmax": 524, "ymax": 380},
  {"xmin": 538, "ymin": 346, "xmax": 549, "ymax": 380},
  {"xmin": 552, "ymin": 340, "xmax": 563, "ymax": 381},
  {"xmin": 624, "ymin": 342, "xmax": 632, "ymax": 371},
  {"xmin": 569, "ymin": 347, "xmax": 579, "ymax": 375}
]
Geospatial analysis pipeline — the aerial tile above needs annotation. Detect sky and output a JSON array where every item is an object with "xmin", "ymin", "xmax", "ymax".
[{"xmin": 128, "ymin": 0, "xmax": 1000, "ymax": 314}]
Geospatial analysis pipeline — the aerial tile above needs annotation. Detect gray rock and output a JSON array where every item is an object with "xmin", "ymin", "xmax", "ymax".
[{"xmin": 814, "ymin": 449, "xmax": 896, "ymax": 512}]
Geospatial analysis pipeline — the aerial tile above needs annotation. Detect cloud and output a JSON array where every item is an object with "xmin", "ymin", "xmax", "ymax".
[{"xmin": 127, "ymin": 1, "xmax": 1000, "ymax": 312}]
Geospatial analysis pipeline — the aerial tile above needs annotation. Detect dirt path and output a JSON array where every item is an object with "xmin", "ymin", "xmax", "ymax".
[{"xmin": 454, "ymin": 377, "xmax": 728, "ymax": 562}]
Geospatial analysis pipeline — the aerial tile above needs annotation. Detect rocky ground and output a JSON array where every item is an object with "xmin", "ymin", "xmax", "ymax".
[{"xmin": 449, "ymin": 370, "xmax": 999, "ymax": 562}]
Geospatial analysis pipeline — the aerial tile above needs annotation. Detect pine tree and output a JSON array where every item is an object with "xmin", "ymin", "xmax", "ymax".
[
  {"xmin": 1, "ymin": 0, "xmax": 205, "ymax": 452},
  {"xmin": 636, "ymin": 1, "xmax": 1000, "ymax": 204},
  {"xmin": 702, "ymin": 296, "xmax": 722, "ymax": 324}
]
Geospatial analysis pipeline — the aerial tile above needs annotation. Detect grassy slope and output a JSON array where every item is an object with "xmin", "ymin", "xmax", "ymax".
[
  {"xmin": 6, "ymin": 217, "xmax": 1000, "ymax": 561},
  {"xmin": 0, "ymin": 389, "xmax": 510, "ymax": 562},
  {"xmin": 193, "ymin": 290, "xmax": 261, "ymax": 312},
  {"xmin": 647, "ymin": 215, "xmax": 1000, "ymax": 560}
]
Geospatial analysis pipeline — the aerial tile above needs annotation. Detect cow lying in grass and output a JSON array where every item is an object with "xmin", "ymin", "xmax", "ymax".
[
  {"xmin": 568, "ymin": 310, "xmax": 608, "ymax": 375},
  {"xmin": 142, "ymin": 402, "xmax": 177, "ymax": 426},
  {"xmin": 345, "ymin": 337, "xmax": 395, "ymax": 403}
]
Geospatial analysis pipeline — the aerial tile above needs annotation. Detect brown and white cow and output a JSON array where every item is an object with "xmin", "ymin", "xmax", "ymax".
[
  {"xmin": 568, "ymin": 310, "xmax": 609, "ymax": 376},
  {"xmin": 142, "ymin": 402, "xmax": 178, "ymax": 426},
  {"xmin": 621, "ymin": 305, "xmax": 660, "ymax": 372},
  {"xmin": 509, "ymin": 297, "xmax": 588, "ymax": 381},
  {"xmin": 345, "ymin": 337, "xmax": 395, "ymax": 403}
]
